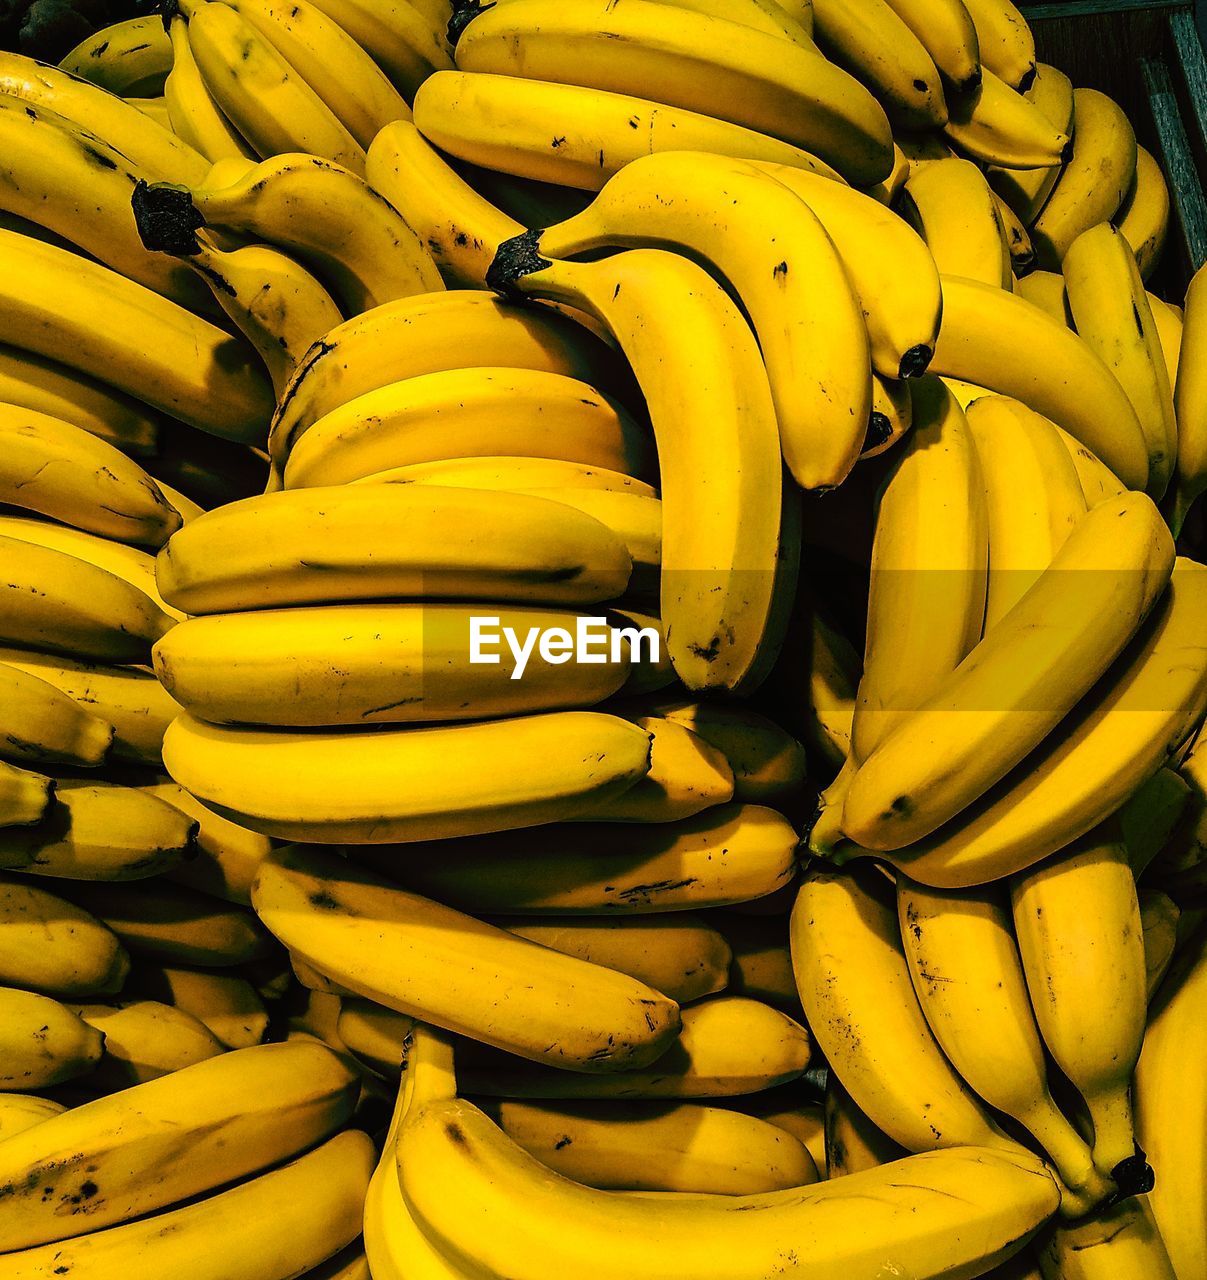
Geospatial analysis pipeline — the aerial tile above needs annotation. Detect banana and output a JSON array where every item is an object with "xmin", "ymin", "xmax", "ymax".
[
  {"xmin": 75, "ymin": 1000, "xmax": 225, "ymax": 1087},
  {"xmin": 1172, "ymin": 260, "xmax": 1207, "ymax": 535},
  {"xmin": 824, "ymin": 1074, "xmax": 907, "ymax": 1175},
  {"xmin": 1016, "ymin": 268, "xmax": 1070, "ymax": 323},
  {"xmin": 994, "ymin": 191, "xmax": 1036, "ymax": 272},
  {"xmin": 165, "ymin": 709, "xmax": 652, "ymax": 843},
  {"xmin": 0, "ymin": 228, "xmax": 272, "ymax": 443},
  {"xmin": 477, "ymin": 1097, "xmax": 818, "ymax": 1193},
  {"xmin": 303, "ymin": 1243, "xmax": 370, "ymax": 1280},
  {"xmin": 0, "ymin": 344, "xmax": 159, "ymax": 456},
  {"xmin": 944, "ymin": 67, "xmax": 1067, "ymax": 168},
  {"xmin": 154, "ymin": 480, "xmax": 205, "ymax": 524},
  {"xmin": 336, "ymin": 1000, "xmax": 414, "ymax": 1075},
  {"xmin": 131, "ymin": 962, "xmax": 268, "ymax": 1048},
  {"xmin": 842, "ymin": 492, "xmax": 1173, "ymax": 851},
  {"xmin": 0, "ymin": 52, "xmax": 210, "ymax": 185},
  {"xmin": 713, "ymin": 914, "xmax": 797, "ymax": 1008},
  {"xmin": 965, "ymin": 394, "xmax": 1087, "ymax": 627},
  {"xmin": 987, "ymin": 62, "xmax": 1074, "ymax": 222},
  {"xmin": 1121, "ymin": 768, "xmax": 1192, "ymax": 877},
  {"xmin": 154, "ymin": 603, "xmax": 633, "ymax": 726},
  {"xmin": 0, "ymin": 405, "xmax": 179, "ymax": 546},
  {"xmin": 864, "ymin": 557, "xmax": 1207, "ymax": 886},
  {"xmin": 880, "ymin": 0, "xmax": 980, "ymax": 92},
  {"xmin": 961, "ymin": 0, "xmax": 1034, "ymax": 87},
  {"xmin": 399, "ymin": 1097, "xmax": 1059, "ymax": 1280},
  {"xmin": 866, "ymin": 139, "xmax": 911, "ymax": 204},
  {"xmin": 497, "ymin": 914, "xmax": 732, "ymax": 1003},
  {"xmin": 897, "ymin": 877, "xmax": 1109, "ymax": 1212},
  {"xmin": 267, "ymin": 289, "xmax": 627, "ymax": 468},
  {"xmin": 1063, "ymin": 222, "xmax": 1176, "ymax": 499},
  {"xmin": 216, "ymin": 0, "xmax": 410, "ymax": 148},
  {"xmin": 901, "ymin": 156, "xmax": 1012, "ymax": 287},
  {"xmin": 1140, "ymin": 891, "xmax": 1181, "ymax": 1000},
  {"xmin": 930, "ymin": 274, "xmax": 1150, "ymax": 488},
  {"xmin": 455, "ymin": 0, "xmax": 893, "ymax": 182},
  {"xmin": 292, "ymin": 954, "xmax": 354, "ymax": 997},
  {"xmin": 489, "ymin": 247, "xmax": 782, "ymax": 692},
  {"xmin": 796, "ymin": 607, "xmax": 859, "ymax": 772},
  {"xmin": 283, "ymin": 368, "xmax": 654, "ymax": 490},
  {"xmin": 0, "ymin": 1129, "xmax": 373, "ymax": 1280},
  {"xmin": 0, "ymin": 662, "xmax": 112, "ymax": 768},
  {"xmin": 57, "ymin": 878, "xmax": 273, "ymax": 967},
  {"xmin": 0, "ymin": 1094, "xmax": 66, "ymax": 1141},
  {"xmin": 1149, "ymin": 292, "xmax": 1182, "ymax": 388},
  {"xmin": 377, "ymin": 802, "xmax": 797, "ymax": 913},
  {"xmin": 306, "ymin": 0, "xmax": 454, "ymax": 98},
  {"xmin": 0, "ymin": 647, "xmax": 176, "ymax": 768},
  {"xmin": 1135, "ymin": 934, "xmax": 1207, "ymax": 1280},
  {"xmin": 0, "ymin": 534, "xmax": 174, "ymax": 663},
  {"xmin": 411, "ymin": 71, "xmax": 846, "ymax": 191},
  {"xmin": 182, "ymin": 0, "xmax": 366, "ymax": 173},
  {"xmin": 459, "ymin": 995, "xmax": 810, "ymax": 1098},
  {"xmin": 60, "ymin": 16, "xmax": 173, "ymax": 94},
  {"xmin": 610, "ymin": 605, "xmax": 677, "ymax": 696},
  {"xmin": 0, "ymin": 762, "xmax": 51, "ymax": 833},
  {"xmin": 737, "ymin": 1095, "xmax": 825, "ymax": 1169},
  {"xmin": 1011, "ymin": 828, "xmax": 1149, "ymax": 1183},
  {"xmin": 862, "ymin": 370, "xmax": 913, "ymax": 455},
  {"xmin": 165, "ymin": 16, "xmax": 258, "ymax": 163},
  {"xmin": 353, "ymin": 459, "xmax": 655, "ymax": 496},
  {"xmin": 530, "ymin": 152, "xmax": 872, "ymax": 490},
  {"xmin": 791, "ymin": 864, "xmax": 1013, "ymax": 1154},
  {"xmin": 1038, "ymin": 1196, "xmax": 1177, "ymax": 1280},
  {"xmin": 1032, "ymin": 89, "xmax": 1137, "ymax": 268},
  {"xmin": 253, "ymin": 843, "xmax": 681, "ymax": 1069},
  {"xmin": 1056, "ymin": 425, "xmax": 1127, "ymax": 505},
  {"xmin": 1116, "ymin": 146, "xmax": 1170, "ymax": 281},
  {"xmin": 0, "ymin": 987, "xmax": 104, "ymax": 1089},
  {"xmin": 0, "ymin": 875, "xmax": 128, "ymax": 996}
]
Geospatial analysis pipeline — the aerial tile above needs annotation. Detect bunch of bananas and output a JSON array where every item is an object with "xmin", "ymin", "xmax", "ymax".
[{"xmin": 0, "ymin": 0, "xmax": 1202, "ymax": 1275}]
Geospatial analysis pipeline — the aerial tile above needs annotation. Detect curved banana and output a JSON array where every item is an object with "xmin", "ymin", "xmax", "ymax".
[
  {"xmin": 75, "ymin": 1000, "xmax": 225, "ymax": 1087},
  {"xmin": 1032, "ymin": 88, "xmax": 1137, "ymax": 268},
  {"xmin": 1172, "ymin": 260, "xmax": 1207, "ymax": 534},
  {"xmin": 0, "ymin": 762, "xmax": 51, "ymax": 833},
  {"xmin": 1148, "ymin": 291, "xmax": 1182, "ymax": 388},
  {"xmin": 1056, "ymin": 428, "xmax": 1127, "ymax": 505},
  {"xmin": 824, "ymin": 1073, "xmax": 907, "ymax": 1176},
  {"xmin": 1140, "ymin": 890, "xmax": 1181, "ymax": 999},
  {"xmin": 929, "ymin": 274, "xmax": 1150, "ymax": 489},
  {"xmin": 987, "ymin": 62, "xmax": 1074, "ymax": 222},
  {"xmin": 1116, "ymin": 146, "xmax": 1170, "ymax": 281},
  {"xmin": 0, "ymin": 1094, "xmax": 67, "ymax": 1141},
  {"xmin": 532, "ymin": 151, "xmax": 871, "ymax": 491},
  {"xmin": 881, "ymin": 0, "xmax": 980, "ymax": 92},
  {"xmin": 993, "ymin": 191, "xmax": 1036, "ymax": 272},
  {"xmin": 283, "ymin": 368, "xmax": 653, "ymax": 489},
  {"xmin": 252, "ymin": 843, "xmax": 680, "ymax": 1069},
  {"xmin": 306, "ymin": 0, "xmax": 454, "ymax": 98},
  {"xmin": 454, "ymin": 0, "xmax": 893, "ymax": 182},
  {"xmin": 378, "ymin": 802, "xmax": 798, "ymax": 913},
  {"xmin": 335, "ymin": 999, "xmax": 412, "ymax": 1074},
  {"xmin": 0, "ymin": 227, "xmax": 272, "ymax": 443},
  {"xmin": 944, "ymin": 67, "xmax": 1067, "ymax": 169},
  {"xmin": 60, "ymin": 16, "xmax": 173, "ymax": 94},
  {"xmin": 795, "ymin": 606, "xmax": 859, "ymax": 772},
  {"xmin": 0, "ymin": 987, "xmax": 103, "ymax": 1089},
  {"xmin": 398, "ymin": 1097, "xmax": 1059, "ymax": 1280},
  {"xmin": 489, "ymin": 245, "xmax": 782, "ymax": 692},
  {"xmin": 961, "ymin": 0, "xmax": 1034, "ymax": 88},
  {"xmin": 791, "ymin": 864, "xmax": 1013, "ymax": 1154},
  {"xmin": 164, "ymin": 16, "xmax": 258, "ymax": 164},
  {"xmin": 901, "ymin": 157, "xmax": 1012, "ymax": 287},
  {"xmin": 351, "ymin": 456, "xmax": 655, "ymax": 494},
  {"xmin": 1063, "ymin": 222, "xmax": 1176, "ymax": 499},
  {"xmin": 842, "ymin": 492, "xmax": 1173, "ymax": 851},
  {"xmin": 1016, "ymin": 268, "xmax": 1069, "ymax": 323},
  {"xmin": 412, "ymin": 70, "xmax": 844, "ymax": 191},
  {"xmin": 1011, "ymin": 829, "xmax": 1148, "ymax": 1183},
  {"xmin": 0, "ymin": 661, "xmax": 113, "ymax": 768},
  {"xmin": 134, "ymin": 963, "xmax": 268, "ymax": 1049},
  {"xmin": 164, "ymin": 709, "xmax": 652, "ymax": 843},
  {"xmin": 1039, "ymin": 1196, "xmax": 1177, "ymax": 1280},
  {"xmin": 0, "ymin": 876, "xmax": 128, "ymax": 996}
]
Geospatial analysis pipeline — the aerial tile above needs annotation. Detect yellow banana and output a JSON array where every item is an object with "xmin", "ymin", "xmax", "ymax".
[
  {"xmin": 1172, "ymin": 260, "xmax": 1207, "ymax": 534},
  {"xmin": 1055, "ymin": 425, "xmax": 1127, "ymax": 505},
  {"xmin": 993, "ymin": 190, "xmax": 1036, "ymax": 272},
  {"xmin": 306, "ymin": 0, "xmax": 454, "ymax": 98},
  {"xmin": 1011, "ymin": 828, "xmax": 1149, "ymax": 1183},
  {"xmin": 930, "ymin": 274, "xmax": 1150, "ymax": 488},
  {"xmin": 1116, "ymin": 146, "xmax": 1170, "ymax": 281},
  {"xmin": 1120, "ymin": 768, "xmax": 1192, "ymax": 877},
  {"xmin": 489, "ymin": 246, "xmax": 783, "ymax": 692},
  {"xmin": 1140, "ymin": 890, "xmax": 1181, "ymax": 999},
  {"xmin": 712, "ymin": 914, "xmax": 796, "ymax": 1009},
  {"xmin": 1063, "ymin": 221, "xmax": 1176, "ymax": 499},
  {"xmin": 902, "ymin": 156, "xmax": 1012, "ymax": 287},
  {"xmin": 987, "ymin": 62, "xmax": 1074, "ymax": 222},
  {"xmin": 796, "ymin": 606, "xmax": 859, "ymax": 772},
  {"xmin": 379, "ymin": 802, "xmax": 797, "ymax": 913},
  {"xmin": 0, "ymin": 875, "xmax": 128, "ymax": 996},
  {"xmin": 737, "ymin": 1095, "xmax": 825, "ymax": 1170},
  {"xmin": 60, "ymin": 16, "xmax": 173, "ymax": 94},
  {"xmin": 0, "ymin": 1094, "xmax": 66, "ymax": 1141},
  {"xmin": 944, "ymin": 67, "xmax": 1067, "ymax": 168},
  {"xmin": 335, "ymin": 999, "xmax": 414, "ymax": 1075},
  {"xmin": 351, "ymin": 457, "xmax": 655, "ymax": 494},
  {"xmin": 823, "ymin": 1073, "xmax": 907, "ymax": 1175},
  {"xmin": 881, "ymin": 0, "xmax": 980, "ymax": 92},
  {"xmin": 0, "ymin": 1130, "xmax": 373, "ymax": 1280},
  {"xmin": 74, "ymin": 999, "xmax": 225, "ymax": 1087},
  {"xmin": 1039, "ymin": 1196, "xmax": 1177, "ymax": 1280},
  {"xmin": 1149, "ymin": 291, "xmax": 1182, "ymax": 388},
  {"xmin": 0, "ymin": 987, "xmax": 104, "ymax": 1089},
  {"xmin": 961, "ymin": 0, "xmax": 1034, "ymax": 87},
  {"xmin": 1016, "ymin": 268, "xmax": 1069, "ymax": 323},
  {"xmin": 252, "ymin": 843, "xmax": 681, "ymax": 1069},
  {"xmin": 164, "ymin": 709, "xmax": 652, "ymax": 843},
  {"xmin": 1032, "ymin": 88, "xmax": 1137, "ymax": 268},
  {"xmin": 399, "ymin": 1097, "xmax": 1059, "ymax": 1280},
  {"xmin": 531, "ymin": 151, "xmax": 872, "ymax": 491},
  {"xmin": 0, "ymin": 762, "xmax": 51, "ymax": 833},
  {"xmin": 131, "ymin": 962, "xmax": 268, "ymax": 1048},
  {"xmin": 411, "ymin": 71, "xmax": 845, "ymax": 191},
  {"xmin": 164, "ymin": 16, "xmax": 258, "ymax": 164},
  {"xmin": 0, "ymin": 662, "xmax": 112, "ymax": 768}
]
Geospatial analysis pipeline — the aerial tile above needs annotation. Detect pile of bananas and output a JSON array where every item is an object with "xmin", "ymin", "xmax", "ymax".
[{"xmin": 0, "ymin": 0, "xmax": 1203, "ymax": 1275}]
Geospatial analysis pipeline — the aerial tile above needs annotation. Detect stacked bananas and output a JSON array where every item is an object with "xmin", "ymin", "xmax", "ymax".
[{"xmin": 0, "ymin": 0, "xmax": 1200, "ymax": 1276}]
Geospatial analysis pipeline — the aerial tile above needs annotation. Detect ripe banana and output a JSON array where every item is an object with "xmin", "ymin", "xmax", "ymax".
[
  {"xmin": 987, "ymin": 62, "xmax": 1074, "ymax": 222},
  {"xmin": 930, "ymin": 274, "xmax": 1150, "ymax": 489},
  {"xmin": 797, "ymin": 606, "xmax": 859, "ymax": 771},
  {"xmin": 897, "ymin": 877, "xmax": 1109, "ymax": 1213},
  {"xmin": 131, "ymin": 962, "xmax": 268, "ymax": 1048},
  {"xmin": 0, "ymin": 875, "xmax": 129, "ymax": 997},
  {"xmin": 0, "ymin": 762, "xmax": 51, "ymax": 833},
  {"xmin": 60, "ymin": 16, "xmax": 173, "ymax": 94},
  {"xmin": 1172, "ymin": 260, "xmax": 1207, "ymax": 535},
  {"xmin": 283, "ymin": 368, "xmax": 653, "ymax": 490},
  {"xmin": 454, "ymin": 0, "xmax": 893, "ymax": 183},
  {"xmin": 1116, "ymin": 146, "xmax": 1170, "ymax": 281},
  {"xmin": 961, "ymin": 0, "xmax": 1034, "ymax": 88},
  {"xmin": 1149, "ymin": 292, "xmax": 1182, "ymax": 388},
  {"xmin": 1063, "ymin": 222, "xmax": 1176, "ymax": 499},
  {"xmin": 1011, "ymin": 829, "xmax": 1148, "ymax": 1183},
  {"xmin": 253, "ymin": 843, "xmax": 681, "ymax": 1069},
  {"xmin": 1038, "ymin": 1195, "xmax": 1176, "ymax": 1280},
  {"xmin": 489, "ymin": 247, "xmax": 782, "ymax": 692},
  {"xmin": 0, "ymin": 987, "xmax": 104, "ymax": 1089},
  {"xmin": 1120, "ymin": 768, "xmax": 1192, "ymax": 876},
  {"xmin": 1033, "ymin": 88, "xmax": 1138, "ymax": 268},
  {"xmin": 880, "ymin": 0, "xmax": 980, "ymax": 93},
  {"xmin": 824, "ymin": 1073, "xmax": 908, "ymax": 1176},
  {"xmin": 993, "ymin": 190, "xmax": 1036, "ymax": 271},
  {"xmin": 379, "ymin": 802, "xmax": 797, "ymax": 913},
  {"xmin": 306, "ymin": 0, "xmax": 454, "ymax": 98},
  {"xmin": 1016, "ymin": 268, "xmax": 1070, "ymax": 323},
  {"xmin": 352, "ymin": 458, "xmax": 655, "ymax": 495},
  {"xmin": 0, "ymin": 1130, "xmax": 373, "ymax": 1280},
  {"xmin": 0, "ymin": 661, "xmax": 112, "ymax": 768},
  {"xmin": 411, "ymin": 71, "xmax": 845, "ymax": 191},
  {"xmin": 901, "ymin": 156, "xmax": 1012, "ymax": 287},
  {"xmin": 1140, "ymin": 890, "xmax": 1181, "ymax": 999},
  {"xmin": 713, "ymin": 914, "xmax": 796, "ymax": 1008},
  {"xmin": 336, "ymin": 999, "xmax": 413, "ymax": 1075},
  {"xmin": 164, "ymin": 16, "xmax": 258, "ymax": 164},
  {"xmin": 398, "ymin": 1097, "xmax": 1059, "ymax": 1280},
  {"xmin": 0, "ymin": 1094, "xmax": 66, "ymax": 1141},
  {"xmin": 1055, "ymin": 425, "xmax": 1127, "ymax": 504},
  {"xmin": 944, "ymin": 67, "xmax": 1067, "ymax": 169},
  {"xmin": 791, "ymin": 864, "xmax": 1013, "ymax": 1154},
  {"xmin": 75, "ymin": 999, "xmax": 226, "ymax": 1087},
  {"xmin": 965, "ymin": 394, "xmax": 1086, "ymax": 627},
  {"xmin": 477, "ymin": 1097, "xmax": 818, "ymax": 1193},
  {"xmin": 531, "ymin": 151, "xmax": 872, "ymax": 490},
  {"xmin": 164, "ymin": 709, "xmax": 652, "ymax": 842}
]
